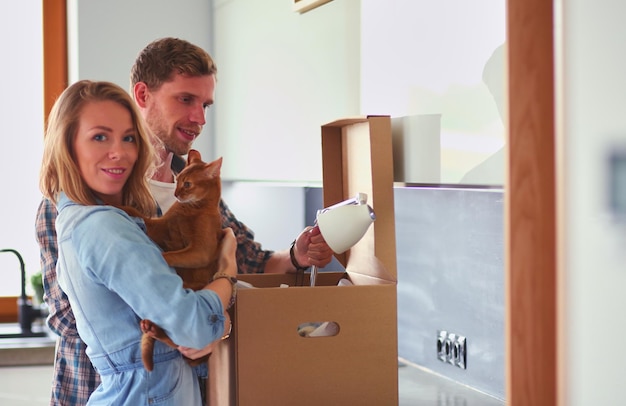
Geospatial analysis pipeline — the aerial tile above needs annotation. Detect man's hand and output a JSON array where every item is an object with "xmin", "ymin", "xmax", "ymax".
[{"xmin": 294, "ymin": 226, "xmax": 333, "ymax": 269}]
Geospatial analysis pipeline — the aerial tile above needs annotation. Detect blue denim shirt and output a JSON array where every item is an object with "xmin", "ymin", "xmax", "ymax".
[{"xmin": 55, "ymin": 193, "xmax": 225, "ymax": 405}]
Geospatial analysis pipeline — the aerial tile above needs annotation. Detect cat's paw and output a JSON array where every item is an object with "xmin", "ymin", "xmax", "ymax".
[
  {"xmin": 141, "ymin": 319, "xmax": 178, "ymax": 348},
  {"xmin": 140, "ymin": 319, "xmax": 165, "ymax": 339}
]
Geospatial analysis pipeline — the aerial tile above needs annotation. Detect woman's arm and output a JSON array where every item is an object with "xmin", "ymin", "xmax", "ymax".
[
  {"xmin": 178, "ymin": 228, "xmax": 237, "ymax": 359},
  {"xmin": 70, "ymin": 207, "xmax": 230, "ymax": 349}
]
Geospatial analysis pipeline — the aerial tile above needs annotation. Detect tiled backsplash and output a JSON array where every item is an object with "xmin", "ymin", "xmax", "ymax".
[{"xmin": 395, "ymin": 186, "xmax": 505, "ymax": 400}]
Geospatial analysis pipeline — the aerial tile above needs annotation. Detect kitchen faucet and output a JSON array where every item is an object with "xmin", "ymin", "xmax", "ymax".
[{"xmin": 1, "ymin": 248, "xmax": 47, "ymax": 337}]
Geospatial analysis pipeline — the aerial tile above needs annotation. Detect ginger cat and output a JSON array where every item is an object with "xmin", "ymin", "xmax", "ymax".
[{"xmin": 120, "ymin": 149, "xmax": 223, "ymax": 371}]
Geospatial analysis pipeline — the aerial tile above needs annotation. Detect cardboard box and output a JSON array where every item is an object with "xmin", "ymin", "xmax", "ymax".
[{"xmin": 208, "ymin": 116, "xmax": 398, "ymax": 406}]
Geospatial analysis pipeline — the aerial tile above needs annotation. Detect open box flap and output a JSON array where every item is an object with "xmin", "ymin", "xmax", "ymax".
[
  {"xmin": 322, "ymin": 115, "xmax": 389, "ymax": 129},
  {"xmin": 321, "ymin": 115, "xmax": 397, "ymax": 280},
  {"xmin": 346, "ymin": 254, "xmax": 397, "ymax": 284}
]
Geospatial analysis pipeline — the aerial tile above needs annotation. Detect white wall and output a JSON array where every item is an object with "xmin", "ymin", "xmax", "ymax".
[
  {"xmin": 221, "ymin": 182, "xmax": 306, "ymax": 251},
  {"xmin": 213, "ymin": 0, "xmax": 361, "ymax": 182},
  {"xmin": 361, "ymin": 0, "xmax": 506, "ymax": 184},
  {"xmin": 0, "ymin": 2, "xmax": 44, "ymax": 296},
  {"xmin": 214, "ymin": 0, "xmax": 506, "ymax": 185},
  {"xmin": 557, "ymin": 0, "xmax": 626, "ymax": 403}
]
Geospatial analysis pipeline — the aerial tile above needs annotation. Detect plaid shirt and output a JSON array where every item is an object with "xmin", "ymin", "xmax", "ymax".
[
  {"xmin": 36, "ymin": 192, "xmax": 271, "ymax": 405},
  {"xmin": 36, "ymin": 198, "xmax": 100, "ymax": 406}
]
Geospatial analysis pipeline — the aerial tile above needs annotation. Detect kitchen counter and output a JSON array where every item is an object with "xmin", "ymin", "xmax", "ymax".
[
  {"xmin": 0, "ymin": 323, "xmax": 55, "ymax": 367},
  {"xmin": 0, "ymin": 359, "xmax": 504, "ymax": 406}
]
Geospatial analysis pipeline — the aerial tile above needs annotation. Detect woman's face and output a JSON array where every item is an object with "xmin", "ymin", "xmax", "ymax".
[{"xmin": 73, "ymin": 100, "xmax": 138, "ymax": 205}]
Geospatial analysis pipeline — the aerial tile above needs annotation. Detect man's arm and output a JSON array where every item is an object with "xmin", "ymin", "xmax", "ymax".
[{"xmin": 219, "ymin": 200, "xmax": 332, "ymax": 274}]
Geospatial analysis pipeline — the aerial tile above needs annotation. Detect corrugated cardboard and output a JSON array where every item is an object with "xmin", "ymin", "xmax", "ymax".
[
  {"xmin": 208, "ymin": 115, "xmax": 398, "ymax": 406},
  {"xmin": 320, "ymin": 116, "xmax": 397, "ymax": 277}
]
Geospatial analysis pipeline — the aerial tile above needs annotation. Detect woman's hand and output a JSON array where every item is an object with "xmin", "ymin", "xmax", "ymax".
[
  {"xmin": 218, "ymin": 227, "xmax": 237, "ymax": 278},
  {"xmin": 203, "ymin": 227, "xmax": 238, "ymax": 310},
  {"xmin": 178, "ymin": 342, "xmax": 219, "ymax": 360}
]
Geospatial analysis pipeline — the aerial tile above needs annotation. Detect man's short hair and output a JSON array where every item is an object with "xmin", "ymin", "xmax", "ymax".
[{"xmin": 130, "ymin": 37, "xmax": 217, "ymax": 91}]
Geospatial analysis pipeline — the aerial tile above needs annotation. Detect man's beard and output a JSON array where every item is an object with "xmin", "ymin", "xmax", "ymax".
[
  {"xmin": 149, "ymin": 119, "xmax": 191, "ymax": 156},
  {"xmin": 162, "ymin": 132, "xmax": 190, "ymax": 156}
]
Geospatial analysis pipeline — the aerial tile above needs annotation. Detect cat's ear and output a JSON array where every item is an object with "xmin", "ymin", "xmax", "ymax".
[
  {"xmin": 206, "ymin": 157, "xmax": 223, "ymax": 177},
  {"xmin": 187, "ymin": 149, "xmax": 201, "ymax": 164}
]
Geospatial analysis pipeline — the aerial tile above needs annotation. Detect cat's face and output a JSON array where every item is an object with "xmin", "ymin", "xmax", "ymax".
[{"xmin": 174, "ymin": 153, "xmax": 222, "ymax": 204}]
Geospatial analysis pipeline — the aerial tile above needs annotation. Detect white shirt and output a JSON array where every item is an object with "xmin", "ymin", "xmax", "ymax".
[{"xmin": 149, "ymin": 179, "xmax": 177, "ymax": 212}]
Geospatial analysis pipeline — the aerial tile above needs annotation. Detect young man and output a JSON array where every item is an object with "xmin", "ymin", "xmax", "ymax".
[{"xmin": 36, "ymin": 37, "xmax": 332, "ymax": 405}]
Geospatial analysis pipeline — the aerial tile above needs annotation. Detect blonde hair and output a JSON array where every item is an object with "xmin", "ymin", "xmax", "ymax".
[{"xmin": 40, "ymin": 80, "xmax": 158, "ymax": 216}]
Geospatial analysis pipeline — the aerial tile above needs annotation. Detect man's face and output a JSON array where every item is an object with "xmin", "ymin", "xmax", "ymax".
[{"xmin": 141, "ymin": 73, "xmax": 216, "ymax": 156}]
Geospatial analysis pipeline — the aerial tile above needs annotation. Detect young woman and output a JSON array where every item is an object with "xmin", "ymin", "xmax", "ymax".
[{"xmin": 39, "ymin": 80, "xmax": 236, "ymax": 405}]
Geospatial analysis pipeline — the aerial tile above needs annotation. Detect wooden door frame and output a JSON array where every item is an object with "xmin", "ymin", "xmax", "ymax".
[
  {"xmin": 507, "ymin": 0, "xmax": 557, "ymax": 405},
  {"xmin": 43, "ymin": 0, "xmax": 67, "ymax": 120}
]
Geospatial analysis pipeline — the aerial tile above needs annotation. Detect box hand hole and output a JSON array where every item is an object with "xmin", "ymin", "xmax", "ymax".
[{"xmin": 297, "ymin": 321, "xmax": 340, "ymax": 337}]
